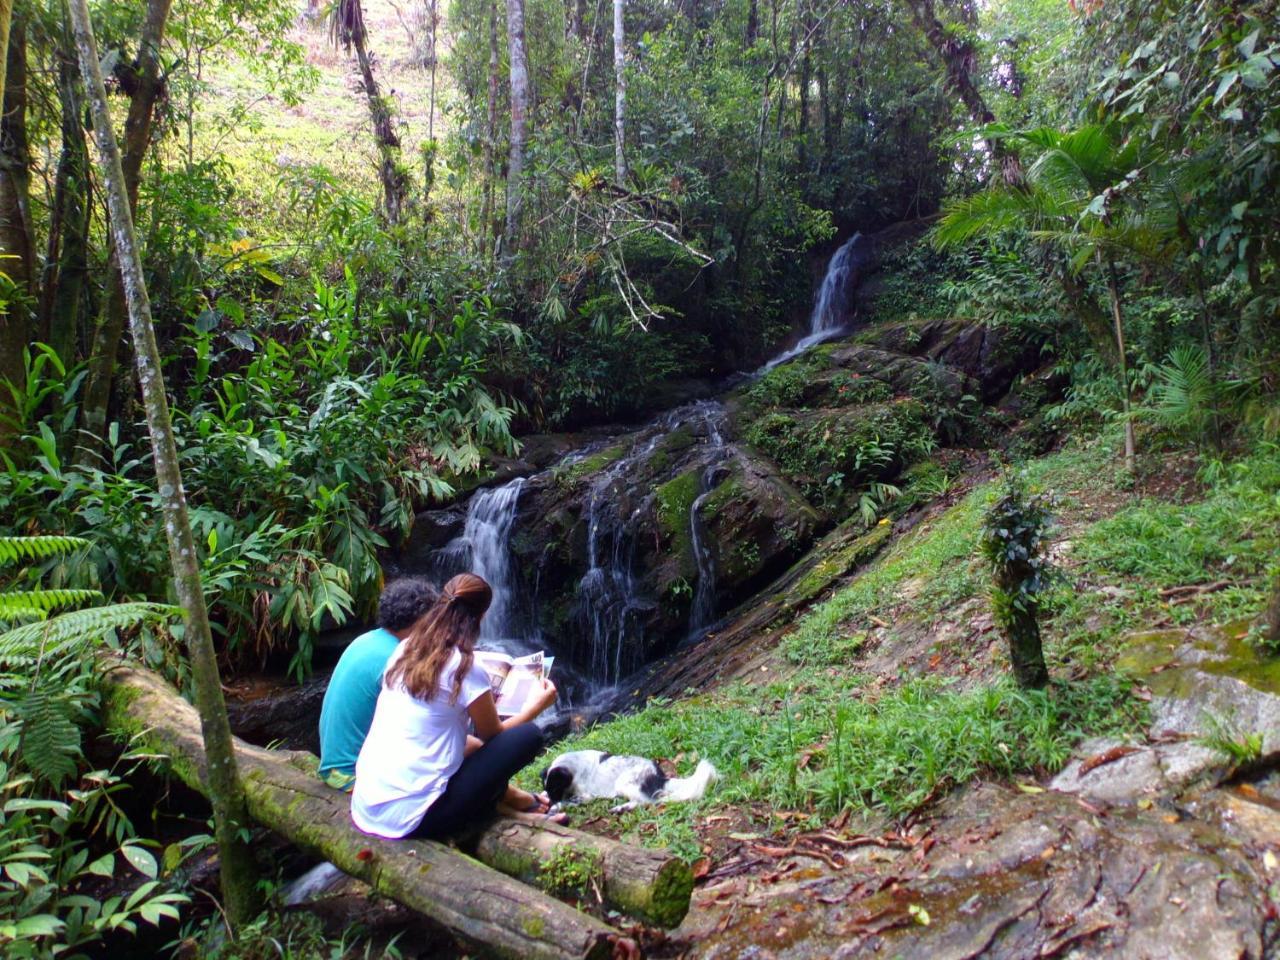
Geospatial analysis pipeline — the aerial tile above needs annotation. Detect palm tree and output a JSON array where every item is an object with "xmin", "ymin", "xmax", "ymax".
[{"xmin": 934, "ymin": 125, "xmax": 1171, "ymax": 473}]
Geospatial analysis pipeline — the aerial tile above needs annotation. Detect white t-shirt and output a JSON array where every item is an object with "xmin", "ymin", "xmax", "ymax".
[{"xmin": 350, "ymin": 647, "xmax": 492, "ymax": 838}]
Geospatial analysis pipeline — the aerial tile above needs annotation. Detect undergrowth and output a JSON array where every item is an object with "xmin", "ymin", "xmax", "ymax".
[{"xmin": 529, "ymin": 673, "xmax": 1141, "ymax": 859}]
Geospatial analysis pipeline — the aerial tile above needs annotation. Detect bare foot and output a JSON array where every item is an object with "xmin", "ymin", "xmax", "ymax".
[{"xmin": 496, "ymin": 802, "xmax": 570, "ymax": 826}]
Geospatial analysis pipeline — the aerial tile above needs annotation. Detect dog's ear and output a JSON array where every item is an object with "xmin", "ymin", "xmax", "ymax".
[{"xmin": 543, "ymin": 766, "xmax": 574, "ymax": 805}]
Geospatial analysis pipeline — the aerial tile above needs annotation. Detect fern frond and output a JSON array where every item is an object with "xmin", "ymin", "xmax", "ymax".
[
  {"xmin": 0, "ymin": 590, "xmax": 104, "ymax": 619},
  {"xmin": 0, "ymin": 602, "xmax": 179, "ymax": 666},
  {"xmin": 14, "ymin": 686, "xmax": 82, "ymax": 786},
  {"xmin": 0, "ymin": 536, "xmax": 91, "ymax": 565}
]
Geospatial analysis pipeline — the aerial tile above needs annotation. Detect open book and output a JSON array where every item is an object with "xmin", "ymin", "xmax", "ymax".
[{"xmin": 474, "ymin": 650, "xmax": 555, "ymax": 718}]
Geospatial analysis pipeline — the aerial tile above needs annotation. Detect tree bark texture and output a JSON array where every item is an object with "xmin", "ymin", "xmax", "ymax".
[
  {"xmin": 1104, "ymin": 256, "xmax": 1137, "ymax": 473},
  {"xmin": 69, "ymin": 0, "xmax": 261, "ymax": 930},
  {"xmin": 350, "ymin": 17, "xmax": 409, "ymax": 223},
  {"xmin": 41, "ymin": 53, "xmax": 91, "ymax": 364},
  {"xmin": 503, "ymin": 0, "xmax": 529, "ymax": 257},
  {"xmin": 0, "ymin": 10, "xmax": 33, "ymax": 294},
  {"xmin": 482, "ymin": 0, "xmax": 500, "ymax": 257},
  {"xmin": 613, "ymin": 0, "xmax": 626, "ymax": 185},
  {"xmin": 79, "ymin": 0, "xmax": 173, "ymax": 449},
  {"xmin": 1004, "ymin": 602, "xmax": 1048, "ymax": 689},
  {"xmin": 470, "ymin": 816, "xmax": 692, "ymax": 928},
  {"xmin": 0, "ymin": 1, "xmax": 29, "ymax": 438},
  {"xmin": 97, "ymin": 659, "xmax": 631, "ymax": 960}
]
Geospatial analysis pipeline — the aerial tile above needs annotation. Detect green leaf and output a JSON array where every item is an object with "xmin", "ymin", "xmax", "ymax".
[
  {"xmin": 87, "ymin": 852, "xmax": 115, "ymax": 878},
  {"xmin": 13, "ymin": 914, "xmax": 64, "ymax": 937},
  {"xmin": 120, "ymin": 845, "xmax": 158, "ymax": 880}
]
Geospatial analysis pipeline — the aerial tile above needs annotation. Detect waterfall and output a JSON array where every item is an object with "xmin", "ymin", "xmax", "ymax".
[
  {"xmin": 575, "ymin": 437, "xmax": 661, "ymax": 689},
  {"xmin": 764, "ymin": 232, "xmax": 865, "ymax": 370},
  {"xmin": 434, "ymin": 477, "xmax": 537, "ymax": 655}
]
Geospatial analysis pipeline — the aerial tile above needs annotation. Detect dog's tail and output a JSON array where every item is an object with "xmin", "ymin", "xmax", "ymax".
[{"xmin": 658, "ymin": 759, "xmax": 718, "ymax": 803}]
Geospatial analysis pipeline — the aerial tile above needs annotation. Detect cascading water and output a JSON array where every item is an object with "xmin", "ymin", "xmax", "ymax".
[
  {"xmin": 764, "ymin": 232, "xmax": 866, "ymax": 370},
  {"xmin": 433, "ymin": 477, "xmax": 538, "ymax": 655}
]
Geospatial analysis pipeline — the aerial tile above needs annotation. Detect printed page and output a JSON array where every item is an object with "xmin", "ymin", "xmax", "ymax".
[
  {"xmin": 494, "ymin": 652, "xmax": 553, "ymax": 717},
  {"xmin": 474, "ymin": 651, "xmax": 514, "ymax": 699}
]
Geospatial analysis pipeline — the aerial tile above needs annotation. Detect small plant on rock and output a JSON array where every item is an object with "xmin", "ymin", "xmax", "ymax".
[{"xmin": 980, "ymin": 476, "xmax": 1055, "ymax": 689}]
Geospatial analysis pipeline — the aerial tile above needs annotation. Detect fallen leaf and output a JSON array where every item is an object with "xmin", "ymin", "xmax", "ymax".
[
  {"xmin": 692, "ymin": 858, "xmax": 711, "ymax": 879},
  {"xmin": 728, "ymin": 832, "xmax": 761, "ymax": 841},
  {"xmin": 907, "ymin": 903, "xmax": 931, "ymax": 926},
  {"xmin": 1017, "ymin": 782, "xmax": 1045, "ymax": 794},
  {"xmin": 1264, "ymin": 850, "xmax": 1277, "ymax": 872},
  {"xmin": 1039, "ymin": 846, "xmax": 1056, "ymax": 860},
  {"xmin": 1079, "ymin": 745, "xmax": 1142, "ymax": 775},
  {"xmin": 356, "ymin": 848, "xmax": 373, "ymax": 862}
]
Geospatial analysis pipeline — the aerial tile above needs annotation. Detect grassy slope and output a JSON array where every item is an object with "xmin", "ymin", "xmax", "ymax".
[
  {"xmin": 196, "ymin": 1, "xmax": 445, "ymax": 218},
  {"xmin": 525, "ymin": 431, "xmax": 1280, "ymax": 860}
]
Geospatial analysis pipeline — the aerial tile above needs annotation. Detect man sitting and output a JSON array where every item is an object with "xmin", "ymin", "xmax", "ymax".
[{"xmin": 318, "ymin": 577, "xmax": 439, "ymax": 791}]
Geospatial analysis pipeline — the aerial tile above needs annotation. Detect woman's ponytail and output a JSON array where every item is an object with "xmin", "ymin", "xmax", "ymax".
[{"xmin": 384, "ymin": 573, "xmax": 492, "ymax": 703}]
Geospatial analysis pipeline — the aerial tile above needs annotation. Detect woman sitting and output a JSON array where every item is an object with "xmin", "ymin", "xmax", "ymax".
[{"xmin": 351, "ymin": 572, "xmax": 559, "ymax": 839}]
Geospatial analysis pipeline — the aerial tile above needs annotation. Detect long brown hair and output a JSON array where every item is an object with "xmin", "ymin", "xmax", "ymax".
[{"xmin": 383, "ymin": 573, "xmax": 492, "ymax": 703}]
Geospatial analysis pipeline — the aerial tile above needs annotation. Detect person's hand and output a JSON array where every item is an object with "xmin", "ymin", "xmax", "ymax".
[{"xmin": 533, "ymin": 678, "xmax": 558, "ymax": 715}]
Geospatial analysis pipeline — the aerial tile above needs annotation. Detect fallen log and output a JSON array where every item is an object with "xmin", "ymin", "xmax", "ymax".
[
  {"xmin": 98, "ymin": 658, "xmax": 618, "ymax": 960},
  {"xmin": 468, "ymin": 817, "xmax": 692, "ymax": 928}
]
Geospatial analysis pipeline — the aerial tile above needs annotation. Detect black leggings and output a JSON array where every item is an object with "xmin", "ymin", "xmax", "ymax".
[{"xmin": 411, "ymin": 723, "xmax": 544, "ymax": 839}]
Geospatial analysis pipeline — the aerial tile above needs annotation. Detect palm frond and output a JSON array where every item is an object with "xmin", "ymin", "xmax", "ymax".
[
  {"xmin": 0, "ymin": 536, "xmax": 91, "ymax": 565},
  {"xmin": 0, "ymin": 590, "xmax": 105, "ymax": 620},
  {"xmin": 0, "ymin": 602, "xmax": 179, "ymax": 667}
]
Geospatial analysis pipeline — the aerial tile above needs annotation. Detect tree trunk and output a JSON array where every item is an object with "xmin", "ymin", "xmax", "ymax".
[
  {"xmin": 1104, "ymin": 256, "xmax": 1136, "ymax": 473},
  {"xmin": 97, "ymin": 659, "xmax": 636, "ymax": 959},
  {"xmin": 746, "ymin": 0, "xmax": 758, "ymax": 46},
  {"xmin": 481, "ymin": 0, "xmax": 500, "ymax": 258},
  {"xmin": 350, "ymin": 19, "xmax": 409, "ymax": 223},
  {"xmin": 69, "ymin": 0, "xmax": 261, "ymax": 932},
  {"xmin": 612, "ymin": 0, "xmax": 625, "ymax": 185},
  {"xmin": 470, "ymin": 818, "xmax": 692, "ymax": 928},
  {"xmin": 798, "ymin": 0, "xmax": 811, "ymax": 176},
  {"xmin": 1004, "ymin": 601, "xmax": 1048, "ymax": 689},
  {"xmin": 0, "ymin": 1, "xmax": 29, "ymax": 440},
  {"xmin": 904, "ymin": 0, "xmax": 1022, "ymax": 185},
  {"xmin": 503, "ymin": 0, "xmax": 530, "ymax": 258},
  {"xmin": 41, "ymin": 53, "xmax": 91, "ymax": 365},
  {"xmin": 0, "ymin": 10, "xmax": 33, "ymax": 295},
  {"xmin": 79, "ymin": 0, "xmax": 172, "ymax": 453}
]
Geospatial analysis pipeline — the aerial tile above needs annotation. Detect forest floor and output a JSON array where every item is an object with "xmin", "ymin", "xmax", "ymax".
[{"xmin": 497, "ymin": 426, "xmax": 1280, "ymax": 958}]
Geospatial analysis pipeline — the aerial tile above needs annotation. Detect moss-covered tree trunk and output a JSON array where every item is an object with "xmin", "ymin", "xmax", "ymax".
[
  {"xmin": 0, "ymin": 6, "xmax": 33, "ymax": 445},
  {"xmin": 1000, "ymin": 591, "xmax": 1048, "ymax": 689},
  {"xmin": 68, "ymin": 0, "xmax": 260, "ymax": 931},
  {"xmin": 40, "ymin": 51, "xmax": 91, "ymax": 364},
  {"xmin": 78, "ymin": 0, "xmax": 172, "ymax": 452}
]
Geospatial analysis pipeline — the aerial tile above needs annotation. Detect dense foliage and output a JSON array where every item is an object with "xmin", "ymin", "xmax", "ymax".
[{"xmin": 0, "ymin": 0, "xmax": 1278, "ymax": 952}]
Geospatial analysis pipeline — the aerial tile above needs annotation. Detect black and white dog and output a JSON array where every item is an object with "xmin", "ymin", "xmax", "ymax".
[{"xmin": 542, "ymin": 750, "xmax": 718, "ymax": 811}]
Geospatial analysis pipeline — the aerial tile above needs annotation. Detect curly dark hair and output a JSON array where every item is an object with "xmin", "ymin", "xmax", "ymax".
[{"xmin": 376, "ymin": 577, "xmax": 441, "ymax": 631}]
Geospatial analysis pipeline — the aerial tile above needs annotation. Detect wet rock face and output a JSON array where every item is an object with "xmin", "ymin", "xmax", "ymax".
[{"xmin": 503, "ymin": 408, "xmax": 823, "ymax": 678}]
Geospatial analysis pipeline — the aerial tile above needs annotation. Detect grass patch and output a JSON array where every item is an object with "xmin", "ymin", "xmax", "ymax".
[
  {"xmin": 1049, "ymin": 441, "xmax": 1280, "ymax": 664},
  {"xmin": 784, "ymin": 485, "xmax": 990, "ymax": 663},
  {"xmin": 530, "ymin": 673, "xmax": 1141, "ymax": 858}
]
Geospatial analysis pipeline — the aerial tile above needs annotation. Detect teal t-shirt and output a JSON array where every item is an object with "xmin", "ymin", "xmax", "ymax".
[{"xmin": 318, "ymin": 627, "xmax": 400, "ymax": 778}]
